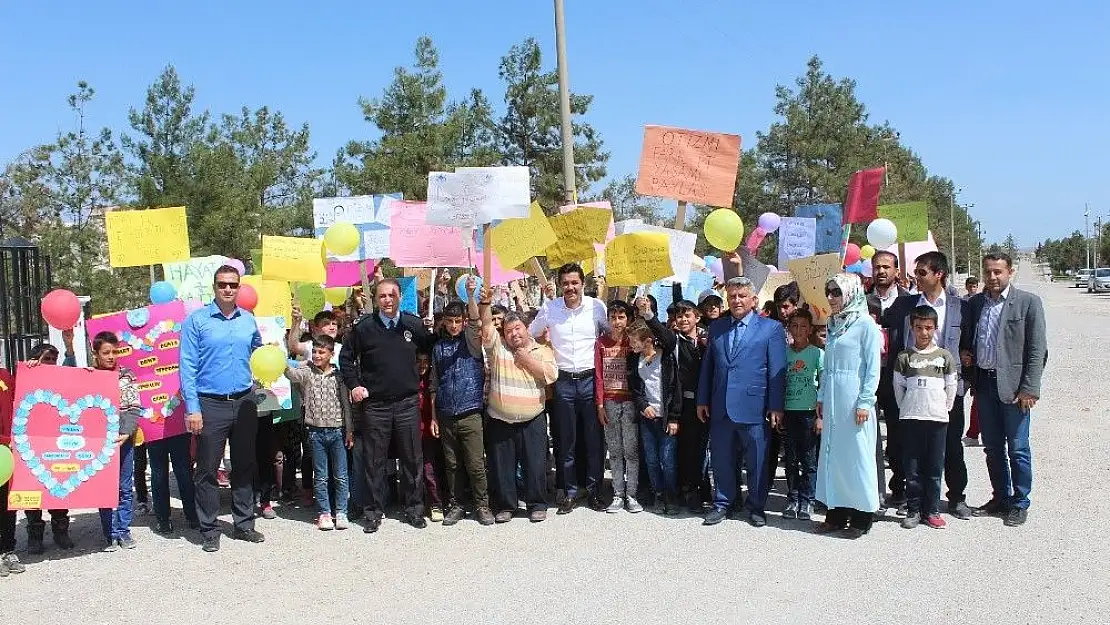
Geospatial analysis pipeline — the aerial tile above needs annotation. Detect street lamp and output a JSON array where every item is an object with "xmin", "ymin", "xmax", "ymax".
[{"xmin": 950, "ymin": 187, "xmax": 962, "ymax": 271}]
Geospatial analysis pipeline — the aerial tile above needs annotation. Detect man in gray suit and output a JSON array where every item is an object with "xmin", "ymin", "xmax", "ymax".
[
  {"xmin": 960, "ymin": 253, "xmax": 1047, "ymax": 527},
  {"xmin": 883, "ymin": 251, "xmax": 973, "ymax": 520}
]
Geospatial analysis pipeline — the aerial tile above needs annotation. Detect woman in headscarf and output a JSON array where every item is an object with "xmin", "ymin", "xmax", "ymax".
[{"xmin": 814, "ymin": 273, "xmax": 883, "ymax": 538}]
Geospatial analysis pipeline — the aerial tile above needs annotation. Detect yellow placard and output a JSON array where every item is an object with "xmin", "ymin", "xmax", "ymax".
[
  {"xmin": 105, "ymin": 206, "xmax": 191, "ymax": 267},
  {"xmin": 242, "ymin": 275, "xmax": 292, "ymax": 326},
  {"xmin": 260, "ymin": 236, "xmax": 326, "ymax": 284},
  {"xmin": 758, "ymin": 271, "xmax": 795, "ymax": 307},
  {"xmin": 786, "ymin": 253, "xmax": 842, "ymax": 323},
  {"xmin": 546, "ymin": 207, "xmax": 613, "ymax": 266},
  {"xmin": 491, "ymin": 202, "xmax": 557, "ymax": 270},
  {"xmin": 603, "ymin": 232, "xmax": 672, "ymax": 287}
]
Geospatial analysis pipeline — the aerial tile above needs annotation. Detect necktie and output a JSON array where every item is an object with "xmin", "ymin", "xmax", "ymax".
[
  {"xmin": 730, "ymin": 318, "xmax": 744, "ymax": 357},
  {"xmin": 388, "ymin": 319, "xmax": 395, "ymax": 330}
]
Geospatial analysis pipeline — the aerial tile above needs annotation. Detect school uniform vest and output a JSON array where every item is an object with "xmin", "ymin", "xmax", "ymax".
[{"xmin": 433, "ymin": 336, "xmax": 484, "ymax": 418}]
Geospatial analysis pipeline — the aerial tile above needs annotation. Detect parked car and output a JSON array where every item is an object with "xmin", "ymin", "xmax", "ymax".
[
  {"xmin": 1089, "ymin": 268, "xmax": 1110, "ymax": 293},
  {"xmin": 1075, "ymin": 268, "xmax": 1093, "ymax": 288}
]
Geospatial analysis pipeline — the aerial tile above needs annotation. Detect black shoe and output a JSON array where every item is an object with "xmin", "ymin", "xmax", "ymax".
[
  {"xmin": 588, "ymin": 495, "xmax": 605, "ymax": 512},
  {"xmin": 153, "ymin": 519, "xmax": 174, "ymax": 535},
  {"xmin": 442, "ymin": 506, "xmax": 466, "ymax": 526},
  {"xmin": 556, "ymin": 499, "xmax": 575, "ymax": 515},
  {"xmin": 403, "ymin": 512, "xmax": 428, "ymax": 529},
  {"xmin": 973, "ymin": 498, "xmax": 1009, "ymax": 517},
  {"xmin": 948, "ymin": 500, "xmax": 974, "ymax": 520},
  {"xmin": 883, "ymin": 494, "xmax": 907, "ymax": 509},
  {"xmin": 749, "ymin": 513, "xmax": 767, "ymax": 528},
  {"xmin": 202, "ymin": 535, "xmax": 221, "ymax": 553},
  {"xmin": 1003, "ymin": 508, "xmax": 1028, "ymax": 527},
  {"xmin": 363, "ymin": 516, "xmax": 382, "ymax": 533},
  {"xmin": 703, "ymin": 507, "xmax": 727, "ymax": 526},
  {"xmin": 232, "ymin": 528, "xmax": 266, "ymax": 543}
]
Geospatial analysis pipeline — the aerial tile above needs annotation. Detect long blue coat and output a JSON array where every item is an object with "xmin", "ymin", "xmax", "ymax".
[{"xmin": 815, "ymin": 317, "xmax": 882, "ymax": 512}]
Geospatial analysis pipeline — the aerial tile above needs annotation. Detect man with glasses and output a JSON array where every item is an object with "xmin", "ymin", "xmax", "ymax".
[{"xmin": 181, "ymin": 265, "xmax": 264, "ymax": 552}]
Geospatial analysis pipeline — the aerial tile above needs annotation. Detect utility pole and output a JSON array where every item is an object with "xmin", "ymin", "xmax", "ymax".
[
  {"xmin": 950, "ymin": 188, "xmax": 960, "ymax": 270},
  {"xmin": 554, "ymin": 0, "xmax": 576, "ymax": 206},
  {"xmin": 1085, "ymin": 203, "xmax": 1091, "ymax": 270}
]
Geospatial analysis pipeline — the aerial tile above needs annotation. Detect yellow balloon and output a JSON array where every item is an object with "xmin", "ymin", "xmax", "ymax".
[
  {"xmin": 324, "ymin": 287, "xmax": 349, "ymax": 306},
  {"xmin": 324, "ymin": 222, "xmax": 360, "ymax": 256},
  {"xmin": 250, "ymin": 345, "xmax": 287, "ymax": 386},
  {"xmin": 860, "ymin": 244, "xmax": 876, "ymax": 260},
  {"xmin": 320, "ymin": 240, "xmax": 328, "ymax": 264},
  {"xmin": 704, "ymin": 209, "xmax": 745, "ymax": 252}
]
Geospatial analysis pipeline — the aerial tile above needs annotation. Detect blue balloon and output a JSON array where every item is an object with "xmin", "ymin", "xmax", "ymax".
[
  {"xmin": 703, "ymin": 255, "xmax": 718, "ymax": 267},
  {"xmin": 149, "ymin": 281, "xmax": 178, "ymax": 304},
  {"xmin": 846, "ymin": 261, "xmax": 865, "ymax": 274},
  {"xmin": 455, "ymin": 274, "xmax": 483, "ymax": 301}
]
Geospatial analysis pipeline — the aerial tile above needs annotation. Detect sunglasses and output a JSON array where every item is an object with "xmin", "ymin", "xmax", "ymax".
[
  {"xmin": 825, "ymin": 288, "xmax": 843, "ymax": 297},
  {"xmin": 215, "ymin": 281, "xmax": 241, "ymax": 290}
]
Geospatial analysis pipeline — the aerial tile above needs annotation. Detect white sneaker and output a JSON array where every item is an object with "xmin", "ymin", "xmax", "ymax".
[
  {"xmin": 334, "ymin": 513, "xmax": 349, "ymax": 530},
  {"xmin": 317, "ymin": 513, "xmax": 334, "ymax": 531},
  {"xmin": 625, "ymin": 497, "xmax": 644, "ymax": 513},
  {"xmin": 605, "ymin": 497, "xmax": 624, "ymax": 513}
]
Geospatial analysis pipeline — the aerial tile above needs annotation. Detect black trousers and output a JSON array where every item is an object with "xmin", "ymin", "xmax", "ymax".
[
  {"xmin": 361, "ymin": 396, "xmax": 422, "ymax": 517},
  {"xmin": 194, "ymin": 395, "xmax": 258, "ymax": 537},
  {"xmin": 486, "ymin": 412, "xmax": 549, "ymax": 512},
  {"xmin": 902, "ymin": 418, "xmax": 947, "ymax": 516},
  {"xmin": 0, "ymin": 481, "xmax": 14, "ymax": 553},
  {"xmin": 255, "ymin": 413, "xmax": 279, "ymax": 503},
  {"xmin": 877, "ymin": 387, "xmax": 904, "ymax": 499},
  {"xmin": 677, "ymin": 398, "xmax": 711, "ymax": 500},
  {"xmin": 134, "ymin": 444, "xmax": 149, "ymax": 504},
  {"xmin": 944, "ymin": 395, "xmax": 968, "ymax": 504}
]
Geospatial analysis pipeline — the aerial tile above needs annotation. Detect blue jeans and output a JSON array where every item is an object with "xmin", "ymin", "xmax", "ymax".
[
  {"xmin": 308, "ymin": 427, "xmax": 349, "ymax": 516},
  {"xmin": 100, "ymin": 441, "xmax": 135, "ymax": 540},
  {"xmin": 976, "ymin": 372, "xmax": 1033, "ymax": 510},
  {"xmin": 640, "ymin": 417, "xmax": 678, "ymax": 496},
  {"xmin": 147, "ymin": 433, "xmax": 197, "ymax": 524},
  {"xmin": 552, "ymin": 375, "xmax": 603, "ymax": 499}
]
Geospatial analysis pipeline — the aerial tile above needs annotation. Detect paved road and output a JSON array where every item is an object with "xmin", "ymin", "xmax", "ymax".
[{"xmin": 6, "ymin": 263, "xmax": 1107, "ymax": 624}]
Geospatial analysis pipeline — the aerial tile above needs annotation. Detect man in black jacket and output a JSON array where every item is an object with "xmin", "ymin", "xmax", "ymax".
[
  {"xmin": 868, "ymin": 250, "xmax": 911, "ymax": 511},
  {"xmin": 340, "ymin": 278, "xmax": 434, "ymax": 533}
]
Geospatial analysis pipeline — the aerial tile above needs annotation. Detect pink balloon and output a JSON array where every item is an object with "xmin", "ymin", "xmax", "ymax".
[
  {"xmin": 744, "ymin": 226, "xmax": 768, "ymax": 254},
  {"xmin": 41, "ymin": 289, "xmax": 81, "ymax": 330},
  {"xmin": 237, "ymin": 283, "xmax": 259, "ymax": 311},
  {"xmin": 227, "ymin": 258, "xmax": 246, "ymax": 276},
  {"xmin": 758, "ymin": 212, "xmax": 781, "ymax": 233},
  {"xmin": 843, "ymin": 243, "xmax": 861, "ymax": 267}
]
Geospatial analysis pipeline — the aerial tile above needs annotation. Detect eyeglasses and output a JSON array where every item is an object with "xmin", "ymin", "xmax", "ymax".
[
  {"xmin": 825, "ymin": 288, "xmax": 843, "ymax": 297},
  {"xmin": 216, "ymin": 281, "xmax": 240, "ymax": 290}
]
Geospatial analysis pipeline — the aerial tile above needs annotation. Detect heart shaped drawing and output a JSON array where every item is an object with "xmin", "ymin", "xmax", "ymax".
[{"xmin": 8, "ymin": 389, "xmax": 120, "ymax": 499}]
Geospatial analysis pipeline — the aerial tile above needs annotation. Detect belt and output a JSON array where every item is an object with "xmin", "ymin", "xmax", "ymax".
[
  {"xmin": 976, "ymin": 367, "xmax": 997, "ymax": 378},
  {"xmin": 198, "ymin": 388, "xmax": 253, "ymax": 401},
  {"xmin": 558, "ymin": 368, "xmax": 595, "ymax": 381}
]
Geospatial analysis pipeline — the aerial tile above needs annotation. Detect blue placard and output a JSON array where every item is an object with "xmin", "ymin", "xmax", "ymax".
[{"xmin": 795, "ymin": 204, "xmax": 843, "ymax": 254}]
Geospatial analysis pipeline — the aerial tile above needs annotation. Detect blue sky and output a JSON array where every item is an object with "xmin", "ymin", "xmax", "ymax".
[{"xmin": 2, "ymin": 0, "xmax": 1107, "ymax": 246}]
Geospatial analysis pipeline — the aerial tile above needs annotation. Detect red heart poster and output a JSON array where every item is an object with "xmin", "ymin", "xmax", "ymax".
[
  {"xmin": 7, "ymin": 364, "xmax": 122, "ymax": 510},
  {"xmin": 85, "ymin": 301, "xmax": 186, "ymax": 442}
]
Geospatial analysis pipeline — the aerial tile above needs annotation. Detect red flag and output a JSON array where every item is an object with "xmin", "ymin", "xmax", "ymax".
[{"xmin": 842, "ymin": 166, "xmax": 885, "ymax": 224}]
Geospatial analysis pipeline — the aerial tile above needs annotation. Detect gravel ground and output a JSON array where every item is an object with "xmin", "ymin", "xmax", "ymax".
[{"xmin": 5, "ymin": 260, "xmax": 1107, "ymax": 624}]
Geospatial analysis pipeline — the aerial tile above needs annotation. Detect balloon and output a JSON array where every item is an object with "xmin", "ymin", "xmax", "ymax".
[
  {"xmin": 703, "ymin": 255, "xmax": 718, "ymax": 268},
  {"xmin": 860, "ymin": 244, "xmax": 877, "ymax": 260},
  {"xmin": 41, "ymin": 289, "xmax": 81, "ymax": 330},
  {"xmin": 250, "ymin": 345, "xmax": 287, "ymax": 386},
  {"xmin": 295, "ymin": 283, "xmax": 326, "ymax": 318},
  {"xmin": 846, "ymin": 261, "xmax": 865, "ymax": 274},
  {"xmin": 704, "ymin": 209, "xmax": 744, "ymax": 252},
  {"xmin": 758, "ymin": 212, "xmax": 781, "ymax": 233},
  {"xmin": 226, "ymin": 258, "xmax": 246, "ymax": 276},
  {"xmin": 324, "ymin": 287, "xmax": 349, "ymax": 306},
  {"xmin": 324, "ymin": 222, "xmax": 360, "ymax": 256},
  {"xmin": 0, "ymin": 445, "xmax": 13, "ymax": 487},
  {"xmin": 237, "ymin": 283, "xmax": 259, "ymax": 311},
  {"xmin": 455, "ymin": 273, "xmax": 483, "ymax": 301},
  {"xmin": 744, "ymin": 226, "xmax": 768, "ymax": 254},
  {"xmin": 149, "ymin": 281, "xmax": 178, "ymax": 305},
  {"xmin": 844, "ymin": 243, "xmax": 861, "ymax": 267},
  {"xmin": 866, "ymin": 218, "xmax": 898, "ymax": 249},
  {"xmin": 765, "ymin": 264, "xmax": 778, "ymax": 272},
  {"xmin": 709, "ymin": 258, "xmax": 725, "ymax": 283},
  {"xmin": 861, "ymin": 262, "xmax": 874, "ymax": 278}
]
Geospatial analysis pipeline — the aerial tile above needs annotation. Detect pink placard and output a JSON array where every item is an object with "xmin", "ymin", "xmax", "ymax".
[
  {"xmin": 481, "ymin": 248, "xmax": 527, "ymax": 286},
  {"xmin": 389, "ymin": 200, "xmax": 471, "ymax": 267},
  {"xmin": 326, "ymin": 260, "xmax": 375, "ymax": 287},
  {"xmin": 884, "ymin": 230, "xmax": 938, "ymax": 269}
]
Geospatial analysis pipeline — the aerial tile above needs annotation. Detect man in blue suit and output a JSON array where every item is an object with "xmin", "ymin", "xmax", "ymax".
[{"xmin": 697, "ymin": 276, "xmax": 787, "ymax": 527}]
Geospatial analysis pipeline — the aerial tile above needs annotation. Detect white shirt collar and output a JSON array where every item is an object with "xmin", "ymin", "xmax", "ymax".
[{"xmin": 918, "ymin": 291, "xmax": 946, "ymax": 308}]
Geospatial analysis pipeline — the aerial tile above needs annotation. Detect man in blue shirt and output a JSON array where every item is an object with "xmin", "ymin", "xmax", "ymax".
[{"xmin": 180, "ymin": 265, "xmax": 264, "ymax": 552}]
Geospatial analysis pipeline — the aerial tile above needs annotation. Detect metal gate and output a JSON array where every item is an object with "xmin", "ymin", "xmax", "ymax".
[{"xmin": 0, "ymin": 236, "xmax": 52, "ymax": 371}]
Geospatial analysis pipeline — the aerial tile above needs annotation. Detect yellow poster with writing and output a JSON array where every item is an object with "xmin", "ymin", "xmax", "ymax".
[
  {"xmin": 603, "ymin": 232, "xmax": 672, "ymax": 286},
  {"xmin": 490, "ymin": 202, "xmax": 557, "ymax": 270},
  {"xmin": 758, "ymin": 271, "xmax": 795, "ymax": 307},
  {"xmin": 261, "ymin": 236, "xmax": 326, "ymax": 284},
  {"xmin": 242, "ymin": 275, "xmax": 292, "ymax": 326},
  {"xmin": 546, "ymin": 208, "xmax": 612, "ymax": 266},
  {"xmin": 105, "ymin": 206, "xmax": 191, "ymax": 267},
  {"xmin": 786, "ymin": 253, "xmax": 842, "ymax": 323}
]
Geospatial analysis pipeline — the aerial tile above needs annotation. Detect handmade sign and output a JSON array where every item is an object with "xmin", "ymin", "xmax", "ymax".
[
  {"xmin": 787, "ymin": 253, "xmax": 843, "ymax": 322},
  {"xmin": 843, "ymin": 167, "xmax": 886, "ymax": 224},
  {"xmin": 560, "ymin": 201, "xmax": 616, "ymax": 274},
  {"xmin": 491, "ymin": 202, "xmax": 557, "ymax": 271},
  {"xmin": 426, "ymin": 167, "xmax": 531, "ymax": 227},
  {"xmin": 105, "ymin": 206, "xmax": 191, "ymax": 268},
  {"xmin": 878, "ymin": 202, "xmax": 929, "ymax": 242},
  {"xmin": 617, "ymin": 222, "xmax": 697, "ymax": 284},
  {"xmin": 7, "ymin": 364, "xmax": 123, "ymax": 510},
  {"xmin": 547, "ymin": 206, "xmax": 613, "ymax": 267},
  {"xmin": 293, "ymin": 283, "xmax": 326, "ymax": 318},
  {"xmin": 759, "ymin": 271, "xmax": 796, "ymax": 307},
  {"xmin": 455, "ymin": 166, "xmax": 531, "ymax": 221},
  {"xmin": 398, "ymin": 276, "xmax": 419, "ymax": 315},
  {"xmin": 604, "ymin": 232, "xmax": 673, "ymax": 287},
  {"xmin": 312, "ymin": 194, "xmax": 401, "ymax": 260},
  {"xmin": 85, "ymin": 302, "xmax": 187, "ymax": 442},
  {"xmin": 162, "ymin": 255, "xmax": 229, "ymax": 305},
  {"xmin": 739, "ymin": 248, "xmax": 772, "ymax": 292},
  {"xmin": 253, "ymin": 316, "xmax": 293, "ymax": 413},
  {"xmin": 472, "ymin": 230, "xmax": 528, "ymax": 285},
  {"xmin": 261, "ymin": 236, "xmax": 326, "ymax": 284},
  {"xmin": 795, "ymin": 204, "xmax": 844, "ymax": 254},
  {"xmin": 325, "ymin": 260, "xmax": 372, "ymax": 288},
  {"xmin": 633, "ymin": 125, "xmax": 742, "ymax": 207},
  {"xmin": 388, "ymin": 200, "xmax": 471, "ymax": 267},
  {"xmin": 777, "ymin": 217, "xmax": 817, "ymax": 268},
  {"xmin": 889, "ymin": 230, "xmax": 939, "ymax": 268},
  {"xmin": 241, "ymin": 276, "xmax": 292, "ymax": 326}
]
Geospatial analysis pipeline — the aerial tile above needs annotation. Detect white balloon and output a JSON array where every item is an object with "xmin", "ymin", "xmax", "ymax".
[{"xmin": 866, "ymin": 218, "xmax": 898, "ymax": 249}]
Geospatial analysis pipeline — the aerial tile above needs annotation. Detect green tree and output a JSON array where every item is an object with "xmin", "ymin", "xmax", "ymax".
[{"xmin": 589, "ymin": 174, "xmax": 662, "ymax": 224}]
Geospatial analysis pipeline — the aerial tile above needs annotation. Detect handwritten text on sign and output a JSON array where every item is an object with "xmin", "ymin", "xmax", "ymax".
[
  {"xmin": 105, "ymin": 206, "xmax": 191, "ymax": 268},
  {"xmin": 260, "ymin": 236, "xmax": 326, "ymax": 284},
  {"xmin": 634, "ymin": 126, "xmax": 741, "ymax": 207},
  {"xmin": 787, "ymin": 253, "xmax": 842, "ymax": 323},
  {"xmin": 603, "ymin": 232, "xmax": 673, "ymax": 287}
]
